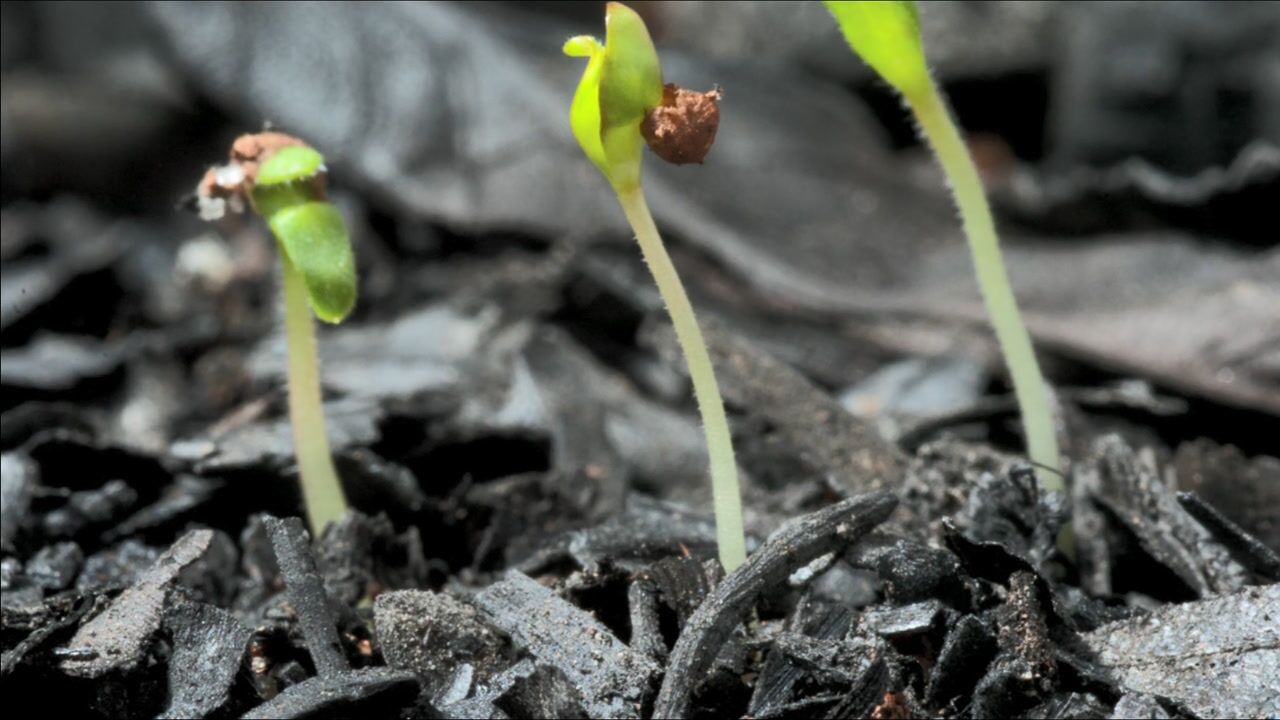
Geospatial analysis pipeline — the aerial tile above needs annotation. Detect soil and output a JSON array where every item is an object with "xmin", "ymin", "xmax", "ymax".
[{"xmin": 2, "ymin": 2, "xmax": 1278, "ymax": 719}]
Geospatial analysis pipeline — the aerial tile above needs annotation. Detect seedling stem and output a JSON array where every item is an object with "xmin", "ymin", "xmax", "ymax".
[
  {"xmin": 281, "ymin": 252, "xmax": 347, "ymax": 535},
  {"xmin": 907, "ymin": 85, "xmax": 1062, "ymax": 489},
  {"xmin": 196, "ymin": 135, "xmax": 355, "ymax": 536},
  {"xmin": 823, "ymin": 0, "xmax": 1062, "ymax": 493},
  {"xmin": 566, "ymin": 2, "xmax": 747, "ymax": 573},
  {"xmin": 618, "ymin": 186, "xmax": 747, "ymax": 572}
]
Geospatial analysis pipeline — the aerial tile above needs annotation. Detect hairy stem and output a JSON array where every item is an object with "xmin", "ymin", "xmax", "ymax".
[
  {"xmin": 907, "ymin": 82, "xmax": 1063, "ymax": 490},
  {"xmin": 281, "ymin": 252, "xmax": 348, "ymax": 535},
  {"xmin": 617, "ymin": 186, "xmax": 747, "ymax": 572}
]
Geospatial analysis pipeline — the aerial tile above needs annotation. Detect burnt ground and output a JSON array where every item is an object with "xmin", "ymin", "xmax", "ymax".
[{"xmin": 2, "ymin": 2, "xmax": 1279, "ymax": 719}]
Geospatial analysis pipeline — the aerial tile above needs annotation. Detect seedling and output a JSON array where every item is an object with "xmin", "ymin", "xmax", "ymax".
[
  {"xmin": 564, "ymin": 2, "xmax": 747, "ymax": 571},
  {"xmin": 196, "ymin": 132, "xmax": 356, "ymax": 535},
  {"xmin": 824, "ymin": 2, "xmax": 1063, "ymax": 492}
]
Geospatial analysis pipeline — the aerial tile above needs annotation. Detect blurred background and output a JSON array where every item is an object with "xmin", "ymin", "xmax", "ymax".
[{"xmin": 2, "ymin": 0, "xmax": 1278, "ymax": 481}]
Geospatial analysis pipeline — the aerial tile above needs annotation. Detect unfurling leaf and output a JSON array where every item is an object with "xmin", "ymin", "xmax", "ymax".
[{"xmin": 564, "ymin": 2, "xmax": 663, "ymax": 192}]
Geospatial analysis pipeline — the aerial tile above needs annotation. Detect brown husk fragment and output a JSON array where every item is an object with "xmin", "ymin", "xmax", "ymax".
[
  {"xmin": 230, "ymin": 131, "xmax": 306, "ymax": 166},
  {"xmin": 194, "ymin": 131, "xmax": 317, "ymax": 220},
  {"xmin": 642, "ymin": 83, "xmax": 722, "ymax": 165},
  {"xmin": 198, "ymin": 131, "xmax": 307, "ymax": 199}
]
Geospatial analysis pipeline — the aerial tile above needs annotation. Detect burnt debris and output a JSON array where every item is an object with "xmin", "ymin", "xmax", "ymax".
[
  {"xmin": 3, "ymin": 3, "xmax": 1278, "ymax": 716},
  {"xmin": 262, "ymin": 516, "xmax": 348, "ymax": 678},
  {"xmin": 654, "ymin": 492, "xmax": 898, "ymax": 718},
  {"xmin": 1084, "ymin": 584, "xmax": 1280, "ymax": 719},
  {"xmin": 473, "ymin": 570, "xmax": 659, "ymax": 719},
  {"xmin": 58, "ymin": 529, "xmax": 213, "ymax": 679}
]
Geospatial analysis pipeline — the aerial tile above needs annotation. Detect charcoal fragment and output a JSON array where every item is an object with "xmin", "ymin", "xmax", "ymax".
[
  {"xmin": 970, "ymin": 571, "xmax": 1057, "ymax": 717},
  {"xmin": 473, "ymin": 570, "xmax": 659, "ymax": 719},
  {"xmin": 316, "ymin": 512, "xmax": 389, "ymax": 607},
  {"xmin": 962, "ymin": 465, "xmax": 1068, "ymax": 569},
  {"xmin": 807, "ymin": 560, "xmax": 879, "ymax": 608},
  {"xmin": 240, "ymin": 667, "xmax": 420, "ymax": 719},
  {"xmin": 748, "ymin": 604, "xmax": 854, "ymax": 719},
  {"xmin": 654, "ymin": 492, "xmax": 898, "ymax": 719},
  {"xmin": 522, "ymin": 496, "xmax": 720, "ymax": 574},
  {"xmin": 570, "ymin": 497, "xmax": 721, "ymax": 568},
  {"xmin": 1078, "ymin": 436, "xmax": 1249, "ymax": 597},
  {"xmin": 334, "ymin": 449, "xmax": 427, "ymax": 518},
  {"xmin": 158, "ymin": 599, "xmax": 250, "ymax": 719},
  {"xmin": 925, "ymin": 614, "xmax": 997, "ymax": 707},
  {"xmin": 263, "ymin": 516, "xmax": 348, "ymax": 678},
  {"xmin": 765, "ymin": 632, "xmax": 889, "ymax": 719},
  {"xmin": 1172, "ymin": 439, "xmax": 1279, "ymax": 551},
  {"xmin": 1084, "ymin": 584, "xmax": 1280, "ymax": 719},
  {"xmin": 1176, "ymin": 491, "xmax": 1280, "ymax": 581},
  {"xmin": 372, "ymin": 589, "xmax": 507, "ymax": 699},
  {"xmin": 848, "ymin": 534, "xmax": 970, "ymax": 607},
  {"xmin": 1, "ymin": 592, "xmax": 97, "ymax": 676},
  {"xmin": 316, "ymin": 511, "xmax": 430, "ymax": 608},
  {"xmin": 942, "ymin": 519, "xmax": 1043, "ymax": 590},
  {"xmin": 497, "ymin": 664, "xmax": 589, "ymax": 719},
  {"xmin": 637, "ymin": 554, "xmax": 722, "ymax": 626},
  {"xmin": 940, "ymin": 519, "xmax": 1116, "ymax": 632},
  {"xmin": 176, "ymin": 529, "xmax": 239, "ymax": 607},
  {"xmin": 438, "ymin": 658, "xmax": 537, "ymax": 720},
  {"xmin": 626, "ymin": 579, "xmax": 666, "ymax": 663},
  {"xmin": 238, "ymin": 515, "xmax": 281, "ymax": 588},
  {"xmin": 858, "ymin": 600, "xmax": 946, "ymax": 640},
  {"xmin": 59, "ymin": 529, "xmax": 213, "ymax": 678}
]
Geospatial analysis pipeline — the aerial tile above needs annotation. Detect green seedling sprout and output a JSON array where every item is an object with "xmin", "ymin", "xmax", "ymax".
[
  {"xmin": 565, "ymin": 2, "xmax": 747, "ymax": 572},
  {"xmin": 824, "ymin": 2, "xmax": 1063, "ymax": 492},
  {"xmin": 196, "ymin": 132, "xmax": 356, "ymax": 536}
]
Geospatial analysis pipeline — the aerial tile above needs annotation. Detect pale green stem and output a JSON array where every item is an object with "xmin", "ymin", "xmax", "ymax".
[
  {"xmin": 906, "ymin": 82, "xmax": 1063, "ymax": 491},
  {"xmin": 281, "ymin": 252, "xmax": 348, "ymax": 536},
  {"xmin": 617, "ymin": 186, "xmax": 747, "ymax": 573}
]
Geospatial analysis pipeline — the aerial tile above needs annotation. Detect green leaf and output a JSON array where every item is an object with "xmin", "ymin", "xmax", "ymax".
[
  {"xmin": 268, "ymin": 201, "xmax": 356, "ymax": 323},
  {"xmin": 824, "ymin": 1, "xmax": 931, "ymax": 99},
  {"xmin": 564, "ymin": 35, "xmax": 608, "ymax": 176},
  {"xmin": 563, "ymin": 2, "xmax": 663, "ymax": 192},
  {"xmin": 600, "ymin": 2, "xmax": 662, "ymax": 132},
  {"xmin": 257, "ymin": 145, "xmax": 325, "ymax": 186},
  {"xmin": 252, "ymin": 146, "xmax": 328, "ymax": 219}
]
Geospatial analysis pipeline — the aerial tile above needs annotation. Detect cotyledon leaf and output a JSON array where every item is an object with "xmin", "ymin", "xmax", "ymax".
[
  {"xmin": 563, "ymin": 2, "xmax": 663, "ymax": 192},
  {"xmin": 824, "ymin": 1, "xmax": 930, "ymax": 99},
  {"xmin": 257, "ymin": 145, "xmax": 325, "ymax": 186},
  {"xmin": 252, "ymin": 144, "xmax": 356, "ymax": 323},
  {"xmin": 269, "ymin": 201, "xmax": 356, "ymax": 324}
]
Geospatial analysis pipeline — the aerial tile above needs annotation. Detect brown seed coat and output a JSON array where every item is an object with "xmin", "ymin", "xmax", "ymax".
[{"xmin": 642, "ymin": 84, "xmax": 722, "ymax": 165}]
